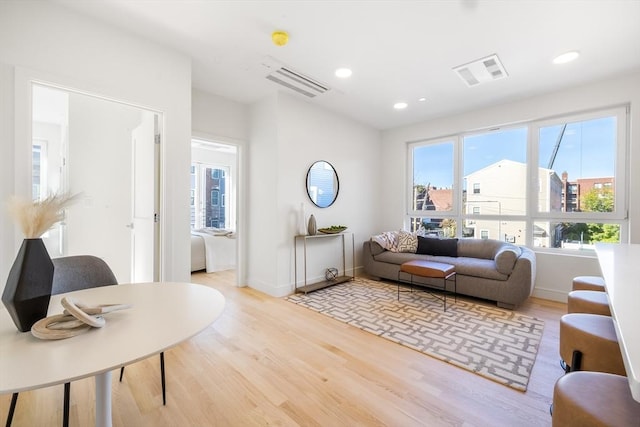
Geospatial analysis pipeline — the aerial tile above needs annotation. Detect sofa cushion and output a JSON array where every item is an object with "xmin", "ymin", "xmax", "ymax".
[
  {"xmin": 457, "ymin": 238, "xmax": 506, "ymax": 260},
  {"xmin": 416, "ymin": 237, "xmax": 458, "ymax": 257},
  {"xmin": 452, "ymin": 257, "xmax": 509, "ymax": 281},
  {"xmin": 373, "ymin": 251, "xmax": 509, "ymax": 281},
  {"xmin": 495, "ymin": 245, "xmax": 522, "ymax": 275},
  {"xmin": 374, "ymin": 250, "xmax": 428, "ymax": 264}
]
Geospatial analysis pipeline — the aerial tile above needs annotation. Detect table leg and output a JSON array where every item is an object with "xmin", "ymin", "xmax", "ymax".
[{"xmin": 95, "ymin": 370, "xmax": 112, "ymax": 427}]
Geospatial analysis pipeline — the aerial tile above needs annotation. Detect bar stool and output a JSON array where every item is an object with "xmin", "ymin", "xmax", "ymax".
[
  {"xmin": 559, "ymin": 313, "xmax": 626, "ymax": 375},
  {"xmin": 572, "ymin": 276, "xmax": 606, "ymax": 292},
  {"xmin": 567, "ymin": 290, "xmax": 611, "ymax": 316},
  {"xmin": 552, "ymin": 371, "xmax": 640, "ymax": 426}
]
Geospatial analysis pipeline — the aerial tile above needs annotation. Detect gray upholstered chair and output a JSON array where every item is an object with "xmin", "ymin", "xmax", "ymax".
[{"xmin": 6, "ymin": 256, "xmax": 166, "ymax": 427}]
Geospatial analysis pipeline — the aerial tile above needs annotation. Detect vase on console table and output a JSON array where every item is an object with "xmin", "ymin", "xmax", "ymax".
[
  {"xmin": 298, "ymin": 203, "xmax": 307, "ymax": 236},
  {"xmin": 307, "ymin": 214, "xmax": 317, "ymax": 236},
  {"xmin": 2, "ymin": 238, "xmax": 54, "ymax": 332}
]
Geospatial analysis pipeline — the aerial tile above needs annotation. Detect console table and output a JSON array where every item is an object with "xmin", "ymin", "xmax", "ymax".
[{"xmin": 293, "ymin": 232, "xmax": 355, "ymax": 293}]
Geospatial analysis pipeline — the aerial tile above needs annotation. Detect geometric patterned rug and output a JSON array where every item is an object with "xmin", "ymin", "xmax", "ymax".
[{"xmin": 286, "ymin": 277, "xmax": 544, "ymax": 392}]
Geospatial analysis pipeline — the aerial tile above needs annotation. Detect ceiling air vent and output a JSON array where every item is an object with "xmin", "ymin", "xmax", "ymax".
[
  {"xmin": 453, "ymin": 54, "xmax": 508, "ymax": 87},
  {"xmin": 265, "ymin": 65, "xmax": 330, "ymax": 98}
]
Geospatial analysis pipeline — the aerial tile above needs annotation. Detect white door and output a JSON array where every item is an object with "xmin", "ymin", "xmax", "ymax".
[
  {"xmin": 131, "ymin": 111, "xmax": 158, "ymax": 282},
  {"xmin": 32, "ymin": 84, "xmax": 159, "ymax": 283}
]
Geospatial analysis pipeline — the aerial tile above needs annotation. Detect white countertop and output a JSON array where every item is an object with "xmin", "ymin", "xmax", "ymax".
[{"xmin": 595, "ymin": 243, "xmax": 640, "ymax": 402}]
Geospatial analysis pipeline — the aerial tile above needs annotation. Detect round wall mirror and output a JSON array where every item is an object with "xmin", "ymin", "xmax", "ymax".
[{"xmin": 306, "ymin": 161, "xmax": 339, "ymax": 208}]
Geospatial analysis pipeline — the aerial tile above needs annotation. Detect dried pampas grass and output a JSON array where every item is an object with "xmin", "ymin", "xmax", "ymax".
[{"xmin": 8, "ymin": 193, "xmax": 80, "ymax": 238}]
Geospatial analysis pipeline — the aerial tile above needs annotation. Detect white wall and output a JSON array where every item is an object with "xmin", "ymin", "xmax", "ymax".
[
  {"xmin": 0, "ymin": 64, "xmax": 15, "ymax": 275},
  {"xmin": 0, "ymin": 2, "xmax": 192, "ymax": 288},
  {"xmin": 248, "ymin": 95, "xmax": 280, "ymax": 293},
  {"xmin": 248, "ymin": 93, "xmax": 382, "ymax": 296},
  {"xmin": 192, "ymin": 89, "xmax": 249, "ymax": 143},
  {"xmin": 381, "ymin": 71, "xmax": 640, "ymax": 302}
]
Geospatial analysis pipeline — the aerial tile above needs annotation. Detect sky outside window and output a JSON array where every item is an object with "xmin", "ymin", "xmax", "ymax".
[
  {"xmin": 413, "ymin": 141, "xmax": 453, "ymax": 189},
  {"xmin": 463, "ymin": 128, "xmax": 527, "ymax": 178},
  {"xmin": 538, "ymin": 117, "xmax": 615, "ymax": 179}
]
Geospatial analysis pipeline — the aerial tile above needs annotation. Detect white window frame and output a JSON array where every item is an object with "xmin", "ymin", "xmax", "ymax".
[
  {"xmin": 406, "ymin": 105, "xmax": 629, "ymax": 251},
  {"xmin": 529, "ymin": 106, "xmax": 628, "ymax": 222}
]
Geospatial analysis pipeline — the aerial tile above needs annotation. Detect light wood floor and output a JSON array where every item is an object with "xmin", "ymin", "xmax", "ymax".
[{"xmin": 1, "ymin": 271, "xmax": 567, "ymax": 426}]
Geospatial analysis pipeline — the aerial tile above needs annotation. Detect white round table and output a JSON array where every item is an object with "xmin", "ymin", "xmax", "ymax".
[{"xmin": 0, "ymin": 282, "xmax": 225, "ymax": 427}]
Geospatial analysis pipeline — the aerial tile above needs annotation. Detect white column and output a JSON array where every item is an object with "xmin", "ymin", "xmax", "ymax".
[{"xmin": 94, "ymin": 371, "xmax": 112, "ymax": 427}]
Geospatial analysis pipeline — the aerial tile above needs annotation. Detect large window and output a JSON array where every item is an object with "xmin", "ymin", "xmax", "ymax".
[
  {"xmin": 408, "ymin": 106, "xmax": 628, "ymax": 252},
  {"xmin": 532, "ymin": 109, "xmax": 626, "ymax": 250}
]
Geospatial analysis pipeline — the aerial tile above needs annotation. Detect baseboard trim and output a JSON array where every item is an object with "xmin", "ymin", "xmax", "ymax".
[{"xmin": 532, "ymin": 287, "xmax": 567, "ymax": 303}]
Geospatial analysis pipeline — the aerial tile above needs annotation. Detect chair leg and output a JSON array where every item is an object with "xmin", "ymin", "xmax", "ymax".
[
  {"xmin": 5, "ymin": 392, "xmax": 18, "ymax": 427},
  {"xmin": 160, "ymin": 352, "xmax": 166, "ymax": 406},
  {"xmin": 570, "ymin": 349, "xmax": 583, "ymax": 372},
  {"xmin": 560, "ymin": 359, "xmax": 568, "ymax": 372},
  {"xmin": 118, "ymin": 354, "xmax": 166, "ymax": 405},
  {"xmin": 63, "ymin": 382, "xmax": 70, "ymax": 427}
]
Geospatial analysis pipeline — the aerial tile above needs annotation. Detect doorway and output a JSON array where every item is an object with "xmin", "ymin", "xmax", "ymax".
[
  {"xmin": 31, "ymin": 83, "xmax": 160, "ymax": 283},
  {"xmin": 190, "ymin": 138, "xmax": 237, "ymax": 280}
]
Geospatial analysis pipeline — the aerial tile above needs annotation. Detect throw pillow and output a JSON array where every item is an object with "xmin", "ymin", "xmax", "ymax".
[
  {"xmin": 494, "ymin": 246, "xmax": 521, "ymax": 275},
  {"xmin": 416, "ymin": 237, "xmax": 458, "ymax": 257},
  {"xmin": 397, "ymin": 231, "xmax": 418, "ymax": 253}
]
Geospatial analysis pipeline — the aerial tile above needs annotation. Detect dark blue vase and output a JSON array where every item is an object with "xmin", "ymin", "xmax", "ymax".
[{"xmin": 2, "ymin": 238, "xmax": 54, "ymax": 332}]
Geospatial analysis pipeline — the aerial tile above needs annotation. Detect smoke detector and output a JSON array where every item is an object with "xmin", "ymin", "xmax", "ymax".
[{"xmin": 453, "ymin": 54, "xmax": 508, "ymax": 87}]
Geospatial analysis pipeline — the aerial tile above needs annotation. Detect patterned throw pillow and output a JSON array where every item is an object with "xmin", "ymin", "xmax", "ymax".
[{"xmin": 397, "ymin": 231, "xmax": 418, "ymax": 253}]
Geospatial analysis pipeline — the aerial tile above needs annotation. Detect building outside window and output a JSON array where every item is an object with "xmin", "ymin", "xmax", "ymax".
[{"xmin": 190, "ymin": 163, "xmax": 229, "ymax": 229}]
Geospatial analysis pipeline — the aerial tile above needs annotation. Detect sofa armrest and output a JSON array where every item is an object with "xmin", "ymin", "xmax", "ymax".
[
  {"xmin": 510, "ymin": 247, "xmax": 536, "ymax": 297},
  {"xmin": 495, "ymin": 246, "xmax": 521, "ymax": 274}
]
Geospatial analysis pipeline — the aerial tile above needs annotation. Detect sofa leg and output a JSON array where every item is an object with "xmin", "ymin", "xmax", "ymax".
[{"xmin": 497, "ymin": 301, "xmax": 516, "ymax": 310}]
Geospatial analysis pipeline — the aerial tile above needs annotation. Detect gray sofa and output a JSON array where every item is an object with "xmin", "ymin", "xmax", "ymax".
[{"xmin": 363, "ymin": 238, "xmax": 536, "ymax": 309}]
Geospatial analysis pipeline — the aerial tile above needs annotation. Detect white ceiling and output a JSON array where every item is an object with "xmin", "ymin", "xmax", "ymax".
[{"xmin": 53, "ymin": 0, "xmax": 640, "ymax": 130}]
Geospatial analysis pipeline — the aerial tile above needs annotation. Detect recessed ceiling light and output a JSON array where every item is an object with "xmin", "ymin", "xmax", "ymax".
[
  {"xmin": 335, "ymin": 68, "xmax": 352, "ymax": 78},
  {"xmin": 418, "ymin": 97, "xmax": 427, "ymax": 102},
  {"xmin": 393, "ymin": 102, "xmax": 408, "ymax": 110},
  {"xmin": 553, "ymin": 51, "xmax": 580, "ymax": 64}
]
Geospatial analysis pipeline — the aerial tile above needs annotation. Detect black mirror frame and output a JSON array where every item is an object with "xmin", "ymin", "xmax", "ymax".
[{"xmin": 306, "ymin": 160, "xmax": 340, "ymax": 208}]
